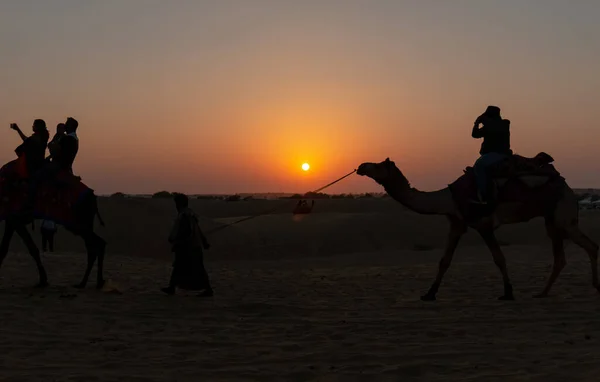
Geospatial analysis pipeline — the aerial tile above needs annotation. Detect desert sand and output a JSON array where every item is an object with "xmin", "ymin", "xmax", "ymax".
[{"xmin": 1, "ymin": 197, "xmax": 600, "ymax": 381}]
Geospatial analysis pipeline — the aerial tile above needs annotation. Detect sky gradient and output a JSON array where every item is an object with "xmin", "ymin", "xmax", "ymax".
[{"xmin": 1, "ymin": 0, "xmax": 599, "ymax": 194}]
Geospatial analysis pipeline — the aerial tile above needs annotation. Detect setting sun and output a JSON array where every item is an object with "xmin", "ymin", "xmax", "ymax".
[{"xmin": 302, "ymin": 163, "xmax": 310, "ymax": 171}]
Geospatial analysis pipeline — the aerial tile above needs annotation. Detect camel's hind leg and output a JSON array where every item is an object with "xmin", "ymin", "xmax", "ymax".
[
  {"xmin": 421, "ymin": 217, "xmax": 466, "ymax": 301},
  {"xmin": 478, "ymin": 229, "xmax": 514, "ymax": 300},
  {"xmin": 553, "ymin": 188, "xmax": 599, "ymax": 293},
  {"xmin": 565, "ymin": 225, "xmax": 599, "ymax": 292},
  {"xmin": 75, "ymin": 232, "xmax": 106, "ymax": 289},
  {"xmin": 535, "ymin": 221, "xmax": 566, "ymax": 298}
]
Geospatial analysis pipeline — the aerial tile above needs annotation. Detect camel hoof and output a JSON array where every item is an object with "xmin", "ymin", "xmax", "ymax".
[
  {"xmin": 498, "ymin": 295, "xmax": 515, "ymax": 301},
  {"xmin": 420, "ymin": 294, "xmax": 436, "ymax": 301},
  {"xmin": 96, "ymin": 280, "xmax": 106, "ymax": 290},
  {"xmin": 595, "ymin": 285, "xmax": 600, "ymax": 293},
  {"xmin": 73, "ymin": 283, "xmax": 86, "ymax": 289},
  {"xmin": 35, "ymin": 281, "xmax": 49, "ymax": 288}
]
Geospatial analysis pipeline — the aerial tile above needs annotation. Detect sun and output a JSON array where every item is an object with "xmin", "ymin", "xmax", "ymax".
[{"xmin": 301, "ymin": 163, "xmax": 310, "ymax": 171}]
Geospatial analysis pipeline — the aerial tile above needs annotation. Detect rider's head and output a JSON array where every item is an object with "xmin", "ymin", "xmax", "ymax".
[
  {"xmin": 173, "ymin": 192, "xmax": 189, "ymax": 212},
  {"xmin": 32, "ymin": 119, "xmax": 47, "ymax": 134},
  {"xmin": 56, "ymin": 123, "xmax": 66, "ymax": 135},
  {"xmin": 65, "ymin": 117, "xmax": 78, "ymax": 133},
  {"xmin": 483, "ymin": 105, "xmax": 502, "ymax": 120}
]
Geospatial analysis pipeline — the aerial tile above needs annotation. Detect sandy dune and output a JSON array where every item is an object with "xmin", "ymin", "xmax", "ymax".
[{"xmin": 1, "ymin": 198, "xmax": 600, "ymax": 381}]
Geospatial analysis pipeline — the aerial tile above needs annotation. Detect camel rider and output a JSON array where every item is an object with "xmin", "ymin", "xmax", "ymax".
[
  {"xmin": 10, "ymin": 120, "xmax": 50, "ymax": 178},
  {"xmin": 24, "ymin": 117, "xmax": 78, "ymax": 217},
  {"xmin": 52, "ymin": 117, "xmax": 79, "ymax": 174},
  {"xmin": 471, "ymin": 105, "xmax": 512, "ymax": 203},
  {"xmin": 47, "ymin": 123, "xmax": 66, "ymax": 162}
]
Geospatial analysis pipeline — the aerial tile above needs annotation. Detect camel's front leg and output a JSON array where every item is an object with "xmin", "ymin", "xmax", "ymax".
[
  {"xmin": 535, "ymin": 236, "xmax": 566, "ymax": 298},
  {"xmin": 14, "ymin": 223, "xmax": 48, "ymax": 287},
  {"xmin": 478, "ymin": 230, "xmax": 514, "ymax": 300},
  {"xmin": 75, "ymin": 236, "xmax": 98, "ymax": 289},
  {"xmin": 421, "ymin": 220, "xmax": 466, "ymax": 301}
]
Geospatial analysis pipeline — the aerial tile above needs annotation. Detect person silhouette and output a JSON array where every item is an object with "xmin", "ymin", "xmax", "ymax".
[
  {"xmin": 471, "ymin": 106, "xmax": 512, "ymax": 203},
  {"xmin": 162, "ymin": 193, "xmax": 213, "ymax": 297}
]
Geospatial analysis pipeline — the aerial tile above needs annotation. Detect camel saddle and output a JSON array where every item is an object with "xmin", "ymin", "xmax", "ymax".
[
  {"xmin": 0, "ymin": 159, "xmax": 93, "ymax": 228},
  {"xmin": 448, "ymin": 152, "xmax": 564, "ymax": 220}
]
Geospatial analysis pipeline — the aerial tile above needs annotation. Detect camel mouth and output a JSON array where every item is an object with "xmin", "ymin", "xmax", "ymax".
[{"xmin": 356, "ymin": 164, "xmax": 369, "ymax": 176}]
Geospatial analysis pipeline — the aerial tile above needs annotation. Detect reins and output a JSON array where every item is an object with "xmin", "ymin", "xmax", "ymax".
[{"xmin": 205, "ymin": 169, "xmax": 357, "ymax": 235}]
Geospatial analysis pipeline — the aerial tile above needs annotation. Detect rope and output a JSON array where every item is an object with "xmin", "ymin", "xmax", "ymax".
[{"xmin": 205, "ymin": 168, "xmax": 357, "ymax": 235}]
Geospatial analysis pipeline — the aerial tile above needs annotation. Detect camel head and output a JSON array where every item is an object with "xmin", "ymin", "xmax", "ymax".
[{"xmin": 357, "ymin": 158, "xmax": 397, "ymax": 185}]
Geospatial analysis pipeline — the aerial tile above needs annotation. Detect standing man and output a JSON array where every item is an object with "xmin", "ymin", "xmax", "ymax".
[
  {"xmin": 162, "ymin": 193, "xmax": 213, "ymax": 297},
  {"xmin": 41, "ymin": 219, "xmax": 57, "ymax": 253}
]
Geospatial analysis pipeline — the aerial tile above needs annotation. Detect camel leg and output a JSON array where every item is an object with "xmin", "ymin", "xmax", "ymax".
[
  {"xmin": 0, "ymin": 222, "xmax": 16, "ymax": 268},
  {"xmin": 75, "ymin": 234, "xmax": 97, "ymax": 289},
  {"xmin": 478, "ymin": 229, "xmax": 514, "ymax": 300},
  {"xmin": 421, "ymin": 219, "xmax": 466, "ymax": 301},
  {"xmin": 535, "ymin": 234, "xmax": 566, "ymax": 298},
  {"xmin": 565, "ymin": 225, "xmax": 600, "ymax": 293},
  {"xmin": 14, "ymin": 223, "xmax": 48, "ymax": 287},
  {"xmin": 94, "ymin": 233, "xmax": 106, "ymax": 289},
  {"xmin": 75, "ymin": 233, "xmax": 106, "ymax": 289}
]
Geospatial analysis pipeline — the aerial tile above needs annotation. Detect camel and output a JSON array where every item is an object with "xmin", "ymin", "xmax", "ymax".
[
  {"xmin": 0, "ymin": 161, "xmax": 107, "ymax": 289},
  {"xmin": 356, "ymin": 156, "xmax": 599, "ymax": 301}
]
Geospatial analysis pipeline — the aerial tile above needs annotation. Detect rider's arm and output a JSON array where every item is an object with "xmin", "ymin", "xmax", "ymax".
[
  {"xmin": 12, "ymin": 125, "xmax": 29, "ymax": 142},
  {"xmin": 472, "ymin": 124, "xmax": 486, "ymax": 139}
]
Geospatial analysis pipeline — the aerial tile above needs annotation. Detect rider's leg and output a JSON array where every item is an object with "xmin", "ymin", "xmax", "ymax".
[{"xmin": 474, "ymin": 153, "xmax": 507, "ymax": 202}]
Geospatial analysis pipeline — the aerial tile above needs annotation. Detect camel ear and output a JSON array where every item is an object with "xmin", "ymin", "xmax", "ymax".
[{"xmin": 385, "ymin": 157, "xmax": 390, "ymax": 163}]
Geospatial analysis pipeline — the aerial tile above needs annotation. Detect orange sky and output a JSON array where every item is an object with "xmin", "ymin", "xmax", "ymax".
[{"xmin": 1, "ymin": 1, "xmax": 599, "ymax": 194}]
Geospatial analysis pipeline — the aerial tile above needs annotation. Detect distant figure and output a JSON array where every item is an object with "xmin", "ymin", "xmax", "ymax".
[
  {"xmin": 162, "ymin": 193, "xmax": 213, "ymax": 297},
  {"xmin": 471, "ymin": 106, "xmax": 512, "ymax": 203},
  {"xmin": 40, "ymin": 219, "xmax": 57, "ymax": 253},
  {"xmin": 10, "ymin": 120, "xmax": 49, "ymax": 178}
]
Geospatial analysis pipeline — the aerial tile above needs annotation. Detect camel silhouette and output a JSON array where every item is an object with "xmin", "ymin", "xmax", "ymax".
[
  {"xmin": 357, "ymin": 156, "xmax": 599, "ymax": 301},
  {"xmin": 0, "ymin": 160, "xmax": 106, "ymax": 289}
]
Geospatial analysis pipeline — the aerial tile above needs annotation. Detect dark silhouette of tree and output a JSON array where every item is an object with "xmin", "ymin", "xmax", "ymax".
[{"xmin": 152, "ymin": 191, "xmax": 172, "ymax": 198}]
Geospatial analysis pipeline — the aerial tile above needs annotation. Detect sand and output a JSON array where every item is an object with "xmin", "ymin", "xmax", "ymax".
[{"xmin": 1, "ymin": 198, "xmax": 600, "ymax": 381}]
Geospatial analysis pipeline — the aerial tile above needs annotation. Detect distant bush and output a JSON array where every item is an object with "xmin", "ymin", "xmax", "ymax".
[
  {"xmin": 360, "ymin": 193, "xmax": 374, "ymax": 198},
  {"xmin": 196, "ymin": 195, "xmax": 220, "ymax": 200},
  {"xmin": 284, "ymin": 194, "xmax": 304, "ymax": 200},
  {"xmin": 304, "ymin": 192, "xmax": 330, "ymax": 199},
  {"xmin": 225, "ymin": 195, "xmax": 241, "ymax": 202},
  {"xmin": 110, "ymin": 192, "xmax": 126, "ymax": 198},
  {"xmin": 331, "ymin": 193, "xmax": 354, "ymax": 199},
  {"xmin": 152, "ymin": 191, "xmax": 172, "ymax": 198}
]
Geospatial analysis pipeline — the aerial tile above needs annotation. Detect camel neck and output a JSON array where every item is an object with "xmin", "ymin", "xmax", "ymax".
[{"xmin": 382, "ymin": 176, "xmax": 455, "ymax": 216}]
